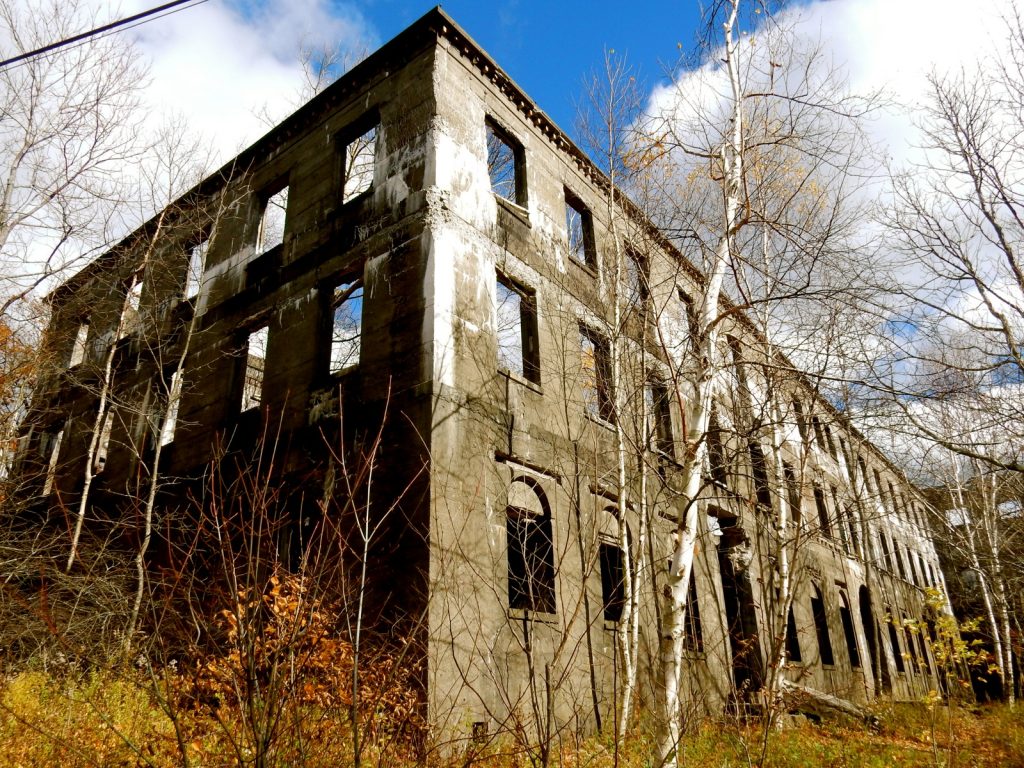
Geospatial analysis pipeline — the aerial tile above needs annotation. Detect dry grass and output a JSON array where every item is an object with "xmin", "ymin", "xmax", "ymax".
[{"xmin": 1, "ymin": 671, "xmax": 1022, "ymax": 768}]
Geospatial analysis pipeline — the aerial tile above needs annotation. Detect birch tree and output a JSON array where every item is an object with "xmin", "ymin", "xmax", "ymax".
[{"xmin": 633, "ymin": 2, "xmax": 878, "ymax": 762}]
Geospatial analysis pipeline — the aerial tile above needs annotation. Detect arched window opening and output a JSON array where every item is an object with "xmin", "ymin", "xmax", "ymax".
[
  {"xmin": 506, "ymin": 478, "xmax": 555, "ymax": 614},
  {"xmin": 811, "ymin": 585, "xmax": 835, "ymax": 666},
  {"xmin": 786, "ymin": 606, "xmax": 802, "ymax": 663},
  {"xmin": 838, "ymin": 591, "xmax": 861, "ymax": 668}
]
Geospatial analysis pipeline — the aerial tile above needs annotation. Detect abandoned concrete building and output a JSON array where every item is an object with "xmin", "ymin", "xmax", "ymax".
[{"xmin": 19, "ymin": 7, "xmax": 951, "ymax": 737}]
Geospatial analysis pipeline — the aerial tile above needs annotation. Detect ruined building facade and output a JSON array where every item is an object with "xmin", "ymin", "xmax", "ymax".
[{"xmin": 20, "ymin": 9, "xmax": 949, "ymax": 737}]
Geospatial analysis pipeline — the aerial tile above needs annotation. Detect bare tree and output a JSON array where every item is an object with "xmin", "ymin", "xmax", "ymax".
[
  {"xmin": 872, "ymin": 9, "xmax": 1024, "ymax": 477},
  {"xmin": 0, "ymin": 0, "xmax": 144, "ymax": 319}
]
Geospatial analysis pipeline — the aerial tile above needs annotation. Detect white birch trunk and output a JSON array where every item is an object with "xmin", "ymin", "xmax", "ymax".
[{"xmin": 656, "ymin": 4, "xmax": 743, "ymax": 765}]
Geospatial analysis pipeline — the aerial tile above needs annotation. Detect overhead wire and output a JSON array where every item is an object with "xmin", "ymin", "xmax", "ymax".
[{"xmin": 0, "ymin": 0, "xmax": 209, "ymax": 70}]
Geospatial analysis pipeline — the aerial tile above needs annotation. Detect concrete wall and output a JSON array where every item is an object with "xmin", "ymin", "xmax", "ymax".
[{"xmin": 23, "ymin": 8, "xmax": 950, "ymax": 746}]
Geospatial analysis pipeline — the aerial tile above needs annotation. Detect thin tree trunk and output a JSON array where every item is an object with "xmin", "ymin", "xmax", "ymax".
[{"xmin": 657, "ymin": 3, "xmax": 742, "ymax": 765}]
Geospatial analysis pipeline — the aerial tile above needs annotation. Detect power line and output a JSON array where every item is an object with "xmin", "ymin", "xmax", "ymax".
[{"xmin": 0, "ymin": 0, "xmax": 208, "ymax": 70}]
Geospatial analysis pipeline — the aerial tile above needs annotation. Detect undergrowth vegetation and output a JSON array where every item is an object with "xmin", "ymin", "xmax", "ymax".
[{"xmin": 1, "ymin": 672, "xmax": 1022, "ymax": 768}]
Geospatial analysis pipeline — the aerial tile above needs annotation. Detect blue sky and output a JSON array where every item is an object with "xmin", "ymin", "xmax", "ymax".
[
  {"xmin": 117, "ymin": 0, "xmax": 1013, "ymax": 176},
  {"xmin": 353, "ymin": 1, "xmax": 706, "ymax": 133}
]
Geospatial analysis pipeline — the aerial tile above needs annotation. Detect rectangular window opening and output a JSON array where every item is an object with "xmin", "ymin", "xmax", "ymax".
[
  {"xmin": 330, "ymin": 279, "xmax": 363, "ymax": 374},
  {"xmin": 69, "ymin": 319, "xmax": 89, "ymax": 368},
  {"xmin": 496, "ymin": 274, "xmax": 539, "ymax": 383},
  {"xmin": 41, "ymin": 426, "xmax": 65, "ymax": 495},
  {"xmin": 646, "ymin": 378, "xmax": 674, "ymax": 456},
  {"xmin": 342, "ymin": 123, "xmax": 377, "ymax": 203},
  {"xmin": 185, "ymin": 238, "xmax": 209, "ymax": 300},
  {"xmin": 888, "ymin": 617, "xmax": 906, "ymax": 672},
  {"xmin": 814, "ymin": 485, "xmax": 832, "ymax": 538},
  {"xmin": 894, "ymin": 542, "xmax": 908, "ymax": 580},
  {"xmin": 831, "ymin": 485, "xmax": 851, "ymax": 553},
  {"xmin": 564, "ymin": 190, "xmax": 595, "ymax": 267},
  {"xmin": 706, "ymin": 406, "xmax": 728, "ymax": 485},
  {"xmin": 783, "ymin": 462, "xmax": 801, "ymax": 524},
  {"xmin": 487, "ymin": 119, "xmax": 525, "ymax": 206},
  {"xmin": 879, "ymin": 532, "xmax": 893, "ymax": 571},
  {"xmin": 679, "ymin": 289, "xmax": 699, "ymax": 353},
  {"xmin": 580, "ymin": 326, "xmax": 614, "ymax": 423},
  {"xmin": 904, "ymin": 618, "xmax": 919, "ymax": 665},
  {"xmin": 599, "ymin": 541, "xmax": 625, "ymax": 623},
  {"xmin": 258, "ymin": 185, "xmax": 289, "ymax": 254},
  {"xmin": 623, "ymin": 246, "xmax": 649, "ymax": 311},
  {"xmin": 93, "ymin": 408, "xmax": 115, "ymax": 475},
  {"xmin": 793, "ymin": 399, "xmax": 808, "ymax": 444},
  {"xmin": 241, "ymin": 326, "xmax": 269, "ymax": 412},
  {"xmin": 684, "ymin": 575, "xmax": 703, "ymax": 652},
  {"xmin": 748, "ymin": 440, "xmax": 773, "ymax": 509},
  {"xmin": 120, "ymin": 272, "xmax": 144, "ymax": 338},
  {"xmin": 159, "ymin": 369, "xmax": 183, "ymax": 448}
]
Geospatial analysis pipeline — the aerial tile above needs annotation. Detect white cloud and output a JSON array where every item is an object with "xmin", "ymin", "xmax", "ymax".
[
  {"xmin": 119, "ymin": 0, "xmax": 376, "ymax": 164},
  {"xmin": 784, "ymin": 0, "xmax": 1016, "ymax": 167}
]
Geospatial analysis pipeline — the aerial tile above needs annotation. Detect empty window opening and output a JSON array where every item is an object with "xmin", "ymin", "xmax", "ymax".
[
  {"xmin": 599, "ymin": 540, "xmax": 625, "ymax": 623},
  {"xmin": 506, "ymin": 479, "xmax": 555, "ymax": 613},
  {"xmin": 916, "ymin": 622, "xmax": 931, "ymax": 672},
  {"xmin": 40, "ymin": 426, "xmax": 64, "ymax": 495},
  {"xmin": 330, "ymin": 279, "xmax": 363, "ymax": 374},
  {"xmin": 873, "ymin": 469, "xmax": 887, "ymax": 510},
  {"xmin": 909, "ymin": 551, "xmax": 921, "ymax": 586},
  {"xmin": 486, "ymin": 119, "xmax": 525, "ymax": 205},
  {"xmin": 887, "ymin": 613, "xmax": 905, "ymax": 672},
  {"xmin": 822, "ymin": 424, "xmax": 838, "ymax": 459},
  {"xmin": 623, "ymin": 246, "xmax": 649, "ymax": 311},
  {"xmin": 903, "ymin": 616, "xmax": 919, "ymax": 666},
  {"xmin": 580, "ymin": 326, "xmax": 613, "ymax": 422},
  {"xmin": 684, "ymin": 574, "xmax": 704, "ymax": 652},
  {"xmin": 835, "ymin": 485, "xmax": 860, "ymax": 554},
  {"xmin": 159, "ymin": 369, "xmax": 183, "ymax": 448},
  {"xmin": 679, "ymin": 289, "xmax": 700, "ymax": 353},
  {"xmin": 496, "ymin": 274, "xmax": 539, "ymax": 383},
  {"xmin": 811, "ymin": 415, "xmax": 826, "ymax": 452},
  {"xmin": 894, "ymin": 542, "xmax": 908, "ymax": 580},
  {"xmin": 839, "ymin": 593, "xmax": 861, "ymax": 668},
  {"xmin": 857, "ymin": 455, "xmax": 871, "ymax": 496},
  {"xmin": 706, "ymin": 406, "xmax": 728, "ymax": 485},
  {"xmin": 646, "ymin": 378, "xmax": 673, "ymax": 456},
  {"xmin": 258, "ymin": 186, "xmax": 289, "ymax": 254},
  {"xmin": 786, "ymin": 606, "xmax": 802, "ymax": 662},
  {"xmin": 729, "ymin": 336, "xmax": 750, "ymax": 399},
  {"xmin": 887, "ymin": 481, "xmax": 901, "ymax": 516},
  {"xmin": 748, "ymin": 440, "xmax": 772, "ymax": 509},
  {"xmin": 241, "ymin": 325, "xmax": 269, "ymax": 412},
  {"xmin": 93, "ymin": 409, "xmax": 115, "ymax": 475},
  {"xmin": 185, "ymin": 238, "xmax": 208, "ymax": 300},
  {"xmin": 879, "ymin": 533, "xmax": 893, "ymax": 571},
  {"xmin": 120, "ymin": 272, "xmax": 144, "ymax": 338},
  {"xmin": 811, "ymin": 586, "xmax": 835, "ymax": 666},
  {"xmin": 793, "ymin": 399, "xmax": 808, "ymax": 443},
  {"xmin": 564, "ymin": 190, "xmax": 595, "ymax": 267},
  {"xmin": 68, "ymin": 320, "xmax": 89, "ymax": 368},
  {"xmin": 831, "ymin": 486, "xmax": 851, "ymax": 553},
  {"xmin": 342, "ymin": 123, "xmax": 377, "ymax": 203},
  {"xmin": 783, "ymin": 462, "xmax": 801, "ymax": 524},
  {"xmin": 813, "ymin": 485, "xmax": 832, "ymax": 538}
]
